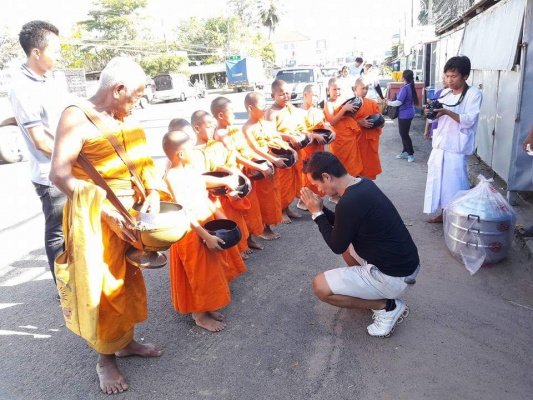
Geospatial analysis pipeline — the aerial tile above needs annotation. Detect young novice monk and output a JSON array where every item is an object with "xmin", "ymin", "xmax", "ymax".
[
  {"xmin": 163, "ymin": 129, "xmax": 231, "ymax": 333},
  {"xmin": 242, "ymin": 91, "xmax": 286, "ymax": 240},
  {"xmin": 210, "ymin": 97, "xmax": 273, "ymax": 254},
  {"xmin": 189, "ymin": 109, "xmax": 248, "ymax": 276},
  {"xmin": 265, "ymin": 79, "xmax": 304, "ymax": 223},
  {"xmin": 353, "ymin": 77, "xmax": 383, "ymax": 180},
  {"xmin": 299, "ymin": 84, "xmax": 336, "ymax": 204},
  {"xmin": 324, "ymin": 77, "xmax": 364, "ymax": 178}
]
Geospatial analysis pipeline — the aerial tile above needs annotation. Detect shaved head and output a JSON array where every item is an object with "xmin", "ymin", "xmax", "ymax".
[
  {"xmin": 210, "ymin": 96, "xmax": 231, "ymax": 117},
  {"xmin": 303, "ymin": 84, "xmax": 317, "ymax": 95},
  {"xmin": 354, "ymin": 77, "xmax": 367, "ymax": 87},
  {"xmin": 191, "ymin": 110, "xmax": 210, "ymax": 127},
  {"xmin": 168, "ymin": 118, "xmax": 190, "ymax": 132},
  {"xmin": 271, "ymin": 79, "xmax": 286, "ymax": 93},
  {"xmin": 162, "ymin": 130, "xmax": 191, "ymax": 160},
  {"xmin": 328, "ymin": 77, "xmax": 338, "ymax": 87},
  {"xmin": 244, "ymin": 91, "xmax": 263, "ymax": 108}
]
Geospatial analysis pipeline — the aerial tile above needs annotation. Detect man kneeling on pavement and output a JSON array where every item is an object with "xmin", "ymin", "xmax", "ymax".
[{"xmin": 300, "ymin": 152, "xmax": 420, "ymax": 337}]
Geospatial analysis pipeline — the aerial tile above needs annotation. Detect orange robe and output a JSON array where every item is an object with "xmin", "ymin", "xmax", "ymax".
[
  {"xmin": 302, "ymin": 107, "xmax": 327, "ymax": 194},
  {"xmin": 196, "ymin": 136, "xmax": 249, "ymax": 253},
  {"xmin": 273, "ymin": 104, "xmax": 306, "ymax": 209},
  {"xmin": 68, "ymin": 112, "xmax": 161, "ymax": 354},
  {"xmin": 194, "ymin": 141, "xmax": 247, "ymax": 277},
  {"xmin": 166, "ymin": 166, "xmax": 231, "ymax": 314},
  {"xmin": 329, "ymin": 101, "xmax": 363, "ymax": 177},
  {"xmin": 353, "ymin": 98, "xmax": 383, "ymax": 180},
  {"xmin": 246, "ymin": 120, "xmax": 282, "ymax": 225}
]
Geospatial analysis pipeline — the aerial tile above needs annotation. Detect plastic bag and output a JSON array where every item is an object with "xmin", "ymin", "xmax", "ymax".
[{"xmin": 443, "ymin": 175, "xmax": 516, "ymax": 275}]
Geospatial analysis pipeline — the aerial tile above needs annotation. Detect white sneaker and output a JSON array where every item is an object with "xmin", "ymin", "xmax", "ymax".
[
  {"xmin": 367, "ymin": 300, "xmax": 409, "ymax": 338},
  {"xmin": 407, "ymin": 155, "xmax": 415, "ymax": 163},
  {"xmin": 396, "ymin": 152, "xmax": 408, "ymax": 159},
  {"xmin": 296, "ymin": 199, "xmax": 308, "ymax": 211}
]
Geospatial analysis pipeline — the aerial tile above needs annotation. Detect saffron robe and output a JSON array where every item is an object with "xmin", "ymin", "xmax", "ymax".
[
  {"xmin": 302, "ymin": 107, "xmax": 327, "ymax": 194},
  {"xmin": 353, "ymin": 98, "xmax": 383, "ymax": 180}
]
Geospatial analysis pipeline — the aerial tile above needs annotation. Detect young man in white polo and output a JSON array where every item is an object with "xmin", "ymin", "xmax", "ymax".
[{"xmin": 300, "ymin": 151, "xmax": 419, "ymax": 337}]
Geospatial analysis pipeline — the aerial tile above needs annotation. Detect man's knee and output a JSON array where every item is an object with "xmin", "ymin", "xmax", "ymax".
[{"xmin": 312, "ymin": 273, "xmax": 332, "ymax": 301}]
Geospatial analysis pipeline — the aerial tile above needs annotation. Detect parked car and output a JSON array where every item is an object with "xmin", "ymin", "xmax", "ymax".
[
  {"xmin": 321, "ymin": 67, "xmax": 340, "ymax": 78},
  {"xmin": 0, "ymin": 116, "xmax": 26, "ymax": 164},
  {"xmin": 152, "ymin": 73, "xmax": 197, "ymax": 102},
  {"xmin": 266, "ymin": 66, "xmax": 326, "ymax": 106},
  {"xmin": 139, "ymin": 78, "xmax": 155, "ymax": 108}
]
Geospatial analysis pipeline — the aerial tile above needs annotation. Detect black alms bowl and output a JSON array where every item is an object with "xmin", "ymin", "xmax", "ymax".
[
  {"xmin": 366, "ymin": 113, "xmax": 385, "ymax": 128},
  {"xmin": 204, "ymin": 219, "xmax": 242, "ymax": 249},
  {"xmin": 312, "ymin": 128, "xmax": 334, "ymax": 143},
  {"xmin": 270, "ymin": 147, "xmax": 296, "ymax": 167},
  {"xmin": 202, "ymin": 171, "xmax": 230, "ymax": 196}
]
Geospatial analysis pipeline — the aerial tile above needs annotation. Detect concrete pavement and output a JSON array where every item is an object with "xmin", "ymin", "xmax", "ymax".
[{"xmin": 0, "ymin": 111, "xmax": 532, "ymax": 400}]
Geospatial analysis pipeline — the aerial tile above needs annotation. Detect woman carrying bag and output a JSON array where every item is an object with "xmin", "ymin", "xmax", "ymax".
[{"xmin": 387, "ymin": 70, "xmax": 419, "ymax": 163}]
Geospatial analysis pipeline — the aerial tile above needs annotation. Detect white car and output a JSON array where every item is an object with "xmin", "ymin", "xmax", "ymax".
[{"xmin": 266, "ymin": 66, "xmax": 327, "ymax": 106}]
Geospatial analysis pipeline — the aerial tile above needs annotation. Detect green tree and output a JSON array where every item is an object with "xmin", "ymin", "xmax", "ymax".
[
  {"xmin": 80, "ymin": 0, "xmax": 148, "ymax": 40},
  {"xmin": 139, "ymin": 54, "xmax": 189, "ymax": 77},
  {"xmin": 227, "ymin": 0, "xmax": 260, "ymax": 28},
  {"xmin": 0, "ymin": 28, "xmax": 22, "ymax": 69},
  {"xmin": 260, "ymin": 0, "xmax": 281, "ymax": 39}
]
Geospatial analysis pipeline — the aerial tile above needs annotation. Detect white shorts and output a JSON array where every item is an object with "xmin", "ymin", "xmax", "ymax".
[{"xmin": 323, "ymin": 246, "xmax": 409, "ymax": 300}]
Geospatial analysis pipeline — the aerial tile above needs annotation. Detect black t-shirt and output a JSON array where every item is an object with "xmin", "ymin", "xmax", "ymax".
[{"xmin": 314, "ymin": 178, "xmax": 419, "ymax": 277}]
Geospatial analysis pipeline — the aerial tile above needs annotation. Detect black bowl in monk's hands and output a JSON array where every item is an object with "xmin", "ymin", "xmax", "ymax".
[
  {"xmin": 245, "ymin": 159, "xmax": 272, "ymax": 181},
  {"xmin": 202, "ymin": 171, "xmax": 230, "ymax": 196},
  {"xmin": 312, "ymin": 128, "xmax": 334, "ymax": 144},
  {"xmin": 342, "ymin": 96, "xmax": 363, "ymax": 116},
  {"xmin": 366, "ymin": 113, "xmax": 385, "ymax": 128},
  {"xmin": 289, "ymin": 133, "xmax": 311, "ymax": 150},
  {"xmin": 203, "ymin": 219, "xmax": 242, "ymax": 249},
  {"xmin": 235, "ymin": 175, "xmax": 251, "ymax": 198},
  {"xmin": 270, "ymin": 147, "xmax": 296, "ymax": 168}
]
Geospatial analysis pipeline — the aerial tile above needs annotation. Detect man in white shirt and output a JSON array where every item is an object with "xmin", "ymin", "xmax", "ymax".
[
  {"xmin": 423, "ymin": 56, "xmax": 483, "ymax": 222},
  {"xmin": 9, "ymin": 20, "xmax": 67, "ymax": 283}
]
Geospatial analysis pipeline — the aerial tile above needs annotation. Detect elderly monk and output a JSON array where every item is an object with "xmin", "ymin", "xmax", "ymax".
[
  {"xmin": 163, "ymin": 129, "xmax": 232, "ymax": 333},
  {"xmin": 242, "ymin": 91, "xmax": 285, "ymax": 240},
  {"xmin": 324, "ymin": 77, "xmax": 363, "ymax": 178},
  {"xmin": 50, "ymin": 57, "xmax": 164, "ymax": 395},
  {"xmin": 353, "ymin": 77, "xmax": 383, "ymax": 180},
  {"xmin": 299, "ymin": 84, "xmax": 336, "ymax": 203},
  {"xmin": 265, "ymin": 79, "xmax": 304, "ymax": 223}
]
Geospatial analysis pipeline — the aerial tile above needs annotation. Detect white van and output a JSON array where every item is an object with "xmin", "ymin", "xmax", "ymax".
[{"xmin": 152, "ymin": 73, "xmax": 197, "ymax": 102}]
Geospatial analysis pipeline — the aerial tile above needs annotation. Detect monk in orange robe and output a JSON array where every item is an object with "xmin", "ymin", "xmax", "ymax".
[
  {"xmin": 50, "ymin": 58, "xmax": 164, "ymax": 395},
  {"xmin": 210, "ymin": 97, "xmax": 273, "ymax": 254},
  {"xmin": 242, "ymin": 91, "xmax": 287, "ymax": 240},
  {"xmin": 265, "ymin": 79, "xmax": 305, "ymax": 223},
  {"xmin": 188, "ymin": 111, "xmax": 247, "ymax": 279},
  {"xmin": 163, "ymin": 129, "xmax": 232, "ymax": 333},
  {"xmin": 324, "ymin": 77, "xmax": 364, "ymax": 178},
  {"xmin": 299, "ymin": 84, "xmax": 337, "ymax": 202},
  {"xmin": 353, "ymin": 78, "xmax": 383, "ymax": 180}
]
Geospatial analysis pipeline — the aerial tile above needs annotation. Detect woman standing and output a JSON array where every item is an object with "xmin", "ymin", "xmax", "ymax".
[{"xmin": 388, "ymin": 70, "xmax": 419, "ymax": 162}]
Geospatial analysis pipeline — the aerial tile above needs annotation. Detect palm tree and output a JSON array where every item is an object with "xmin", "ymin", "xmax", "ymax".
[{"xmin": 260, "ymin": 1, "xmax": 280, "ymax": 40}]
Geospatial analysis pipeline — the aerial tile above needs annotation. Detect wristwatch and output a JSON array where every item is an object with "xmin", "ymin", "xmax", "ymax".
[{"xmin": 311, "ymin": 211, "xmax": 324, "ymax": 220}]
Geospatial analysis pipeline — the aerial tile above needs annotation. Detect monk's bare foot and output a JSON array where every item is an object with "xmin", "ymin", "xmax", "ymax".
[
  {"xmin": 286, "ymin": 208, "xmax": 302, "ymax": 219},
  {"xmin": 240, "ymin": 251, "xmax": 250, "ymax": 260},
  {"xmin": 96, "ymin": 355, "xmax": 128, "ymax": 395},
  {"xmin": 192, "ymin": 312, "xmax": 226, "ymax": 332},
  {"xmin": 281, "ymin": 211, "xmax": 292, "ymax": 224},
  {"xmin": 426, "ymin": 214, "xmax": 443, "ymax": 223},
  {"xmin": 247, "ymin": 236, "xmax": 264, "ymax": 250},
  {"xmin": 209, "ymin": 311, "xmax": 225, "ymax": 321},
  {"xmin": 115, "ymin": 340, "xmax": 162, "ymax": 358},
  {"xmin": 259, "ymin": 226, "xmax": 281, "ymax": 240}
]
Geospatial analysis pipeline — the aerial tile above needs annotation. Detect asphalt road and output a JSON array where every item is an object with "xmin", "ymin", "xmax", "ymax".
[{"xmin": 0, "ymin": 93, "xmax": 532, "ymax": 400}]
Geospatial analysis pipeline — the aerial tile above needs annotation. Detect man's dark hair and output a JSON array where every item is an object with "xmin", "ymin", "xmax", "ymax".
[
  {"xmin": 303, "ymin": 152, "xmax": 347, "ymax": 181},
  {"xmin": 444, "ymin": 55, "xmax": 471, "ymax": 78},
  {"xmin": 19, "ymin": 20, "xmax": 59, "ymax": 56},
  {"xmin": 355, "ymin": 57, "xmax": 364, "ymax": 64}
]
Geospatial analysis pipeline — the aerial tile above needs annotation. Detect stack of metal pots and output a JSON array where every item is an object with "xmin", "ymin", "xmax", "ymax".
[{"xmin": 444, "ymin": 180, "xmax": 516, "ymax": 267}]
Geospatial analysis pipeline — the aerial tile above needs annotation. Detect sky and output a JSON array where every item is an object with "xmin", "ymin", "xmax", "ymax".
[{"xmin": 1, "ymin": 0, "xmax": 409, "ymax": 61}]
